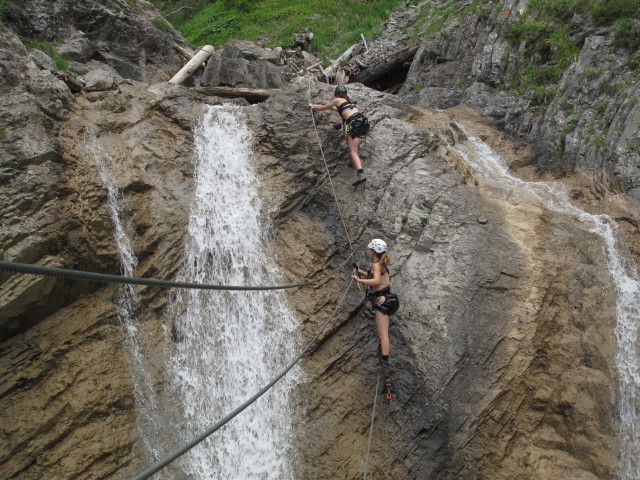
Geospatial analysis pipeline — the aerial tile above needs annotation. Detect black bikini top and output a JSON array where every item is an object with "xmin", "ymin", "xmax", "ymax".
[{"xmin": 337, "ymin": 101, "xmax": 357, "ymax": 114}]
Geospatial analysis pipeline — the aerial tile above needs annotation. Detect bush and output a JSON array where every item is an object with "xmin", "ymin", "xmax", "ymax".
[
  {"xmin": 614, "ymin": 17, "xmax": 640, "ymax": 49},
  {"xmin": 590, "ymin": 0, "xmax": 640, "ymax": 26}
]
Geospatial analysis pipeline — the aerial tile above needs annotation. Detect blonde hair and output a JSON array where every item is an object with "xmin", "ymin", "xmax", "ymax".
[{"xmin": 375, "ymin": 251, "xmax": 391, "ymax": 269}]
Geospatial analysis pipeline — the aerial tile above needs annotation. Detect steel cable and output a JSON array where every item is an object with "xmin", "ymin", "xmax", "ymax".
[
  {"xmin": 0, "ymin": 254, "xmax": 353, "ymax": 291},
  {"xmin": 363, "ymin": 373, "xmax": 380, "ymax": 480},
  {"xmin": 307, "ymin": 75, "xmax": 354, "ymax": 252},
  {"xmin": 130, "ymin": 278, "xmax": 355, "ymax": 480}
]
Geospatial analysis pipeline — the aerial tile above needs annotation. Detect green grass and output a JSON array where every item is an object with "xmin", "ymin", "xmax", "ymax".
[
  {"xmin": 25, "ymin": 38, "xmax": 71, "ymax": 71},
  {"xmin": 152, "ymin": 0, "xmax": 417, "ymax": 62},
  {"xmin": 503, "ymin": 17, "xmax": 578, "ymax": 101},
  {"xmin": 502, "ymin": 0, "xmax": 639, "ymax": 102},
  {"xmin": 0, "ymin": 127, "xmax": 6, "ymax": 137},
  {"xmin": 613, "ymin": 17, "xmax": 640, "ymax": 49},
  {"xmin": 152, "ymin": 16, "xmax": 173, "ymax": 32}
]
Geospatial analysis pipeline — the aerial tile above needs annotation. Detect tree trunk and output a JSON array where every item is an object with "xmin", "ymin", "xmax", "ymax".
[
  {"xmin": 193, "ymin": 86, "xmax": 279, "ymax": 102},
  {"xmin": 169, "ymin": 45, "xmax": 214, "ymax": 85}
]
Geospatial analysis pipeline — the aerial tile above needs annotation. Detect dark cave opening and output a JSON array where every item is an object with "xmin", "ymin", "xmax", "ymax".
[{"xmin": 361, "ymin": 58, "xmax": 413, "ymax": 94}]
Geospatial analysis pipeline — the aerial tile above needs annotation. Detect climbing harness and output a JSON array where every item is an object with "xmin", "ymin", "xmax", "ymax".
[
  {"xmin": 307, "ymin": 75, "xmax": 354, "ymax": 251},
  {"xmin": 345, "ymin": 112, "xmax": 370, "ymax": 138},
  {"xmin": 0, "ymin": 255, "xmax": 353, "ymax": 292}
]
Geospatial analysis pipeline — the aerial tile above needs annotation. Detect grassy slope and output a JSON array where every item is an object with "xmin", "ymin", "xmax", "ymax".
[
  {"xmin": 151, "ymin": 0, "xmax": 639, "ymax": 93},
  {"xmin": 152, "ymin": 0, "xmax": 414, "ymax": 61}
]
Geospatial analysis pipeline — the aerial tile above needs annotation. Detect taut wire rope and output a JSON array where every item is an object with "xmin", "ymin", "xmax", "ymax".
[
  {"xmin": 307, "ymin": 75, "xmax": 354, "ymax": 252},
  {"xmin": 0, "ymin": 255, "xmax": 352, "ymax": 291},
  {"xmin": 130, "ymin": 278, "xmax": 355, "ymax": 480},
  {"xmin": 363, "ymin": 373, "xmax": 380, "ymax": 480}
]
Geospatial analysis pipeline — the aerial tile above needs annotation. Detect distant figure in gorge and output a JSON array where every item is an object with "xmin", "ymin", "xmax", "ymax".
[
  {"xmin": 352, "ymin": 239, "xmax": 400, "ymax": 369},
  {"xmin": 308, "ymin": 85, "xmax": 370, "ymax": 186}
]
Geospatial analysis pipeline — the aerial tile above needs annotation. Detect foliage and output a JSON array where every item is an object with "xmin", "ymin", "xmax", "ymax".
[
  {"xmin": 25, "ymin": 38, "xmax": 72, "ymax": 72},
  {"xmin": 149, "ymin": 0, "xmax": 416, "ymax": 62},
  {"xmin": 502, "ymin": 0, "xmax": 639, "ymax": 99},
  {"xmin": 613, "ymin": 17, "xmax": 640, "ymax": 49},
  {"xmin": 590, "ymin": 0, "xmax": 639, "ymax": 26},
  {"xmin": 504, "ymin": 21, "xmax": 579, "ymax": 99},
  {"xmin": 152, "ymin": 17, "xmax": 173, "ymax": 32}
]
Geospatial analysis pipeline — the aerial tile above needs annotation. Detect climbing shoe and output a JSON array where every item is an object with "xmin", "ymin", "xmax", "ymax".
[
  {"xmin": 352, "ymin": 171, "xmax": 367, "ymax": 187},
  {"xmin": 333, "ymin": 123, "xmax": 342, "ymax": 130}
]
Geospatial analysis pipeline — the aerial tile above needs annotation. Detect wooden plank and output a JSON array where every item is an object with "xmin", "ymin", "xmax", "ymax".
[{"xmin": 193, "ymin": 86, "xmax": 280, "ymax": 102}]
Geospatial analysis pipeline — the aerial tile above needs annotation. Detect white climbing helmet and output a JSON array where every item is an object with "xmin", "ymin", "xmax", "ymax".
[{"xmin": 368, "ymin": 238, "xmax": 387, "ymax": 253}]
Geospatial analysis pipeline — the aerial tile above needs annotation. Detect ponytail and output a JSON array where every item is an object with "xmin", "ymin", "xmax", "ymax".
[{"xmin": 380, "ymin": 251, "xmax": 391, "ymax": 268}]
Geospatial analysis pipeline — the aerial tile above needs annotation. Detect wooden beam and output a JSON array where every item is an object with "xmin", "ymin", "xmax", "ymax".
[{"xmin": 193, "ymin": 86, "xmax": 279, "ymax": 102}]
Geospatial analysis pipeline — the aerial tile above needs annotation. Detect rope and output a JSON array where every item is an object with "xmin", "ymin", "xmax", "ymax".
[
  {"xmin": 363, "ymin": 373, "xmax": 380, "ymax": 480},
  {"xmin": 307, "ymin": 75, "xmax": 354, "ymax": 252},
  {"xmin": 0, "ymin": 255, "xmax": 353, "ymax": 292},
  {"xmin": 130, "ymin": 278, "xmax": 355, "ymax": 480}
]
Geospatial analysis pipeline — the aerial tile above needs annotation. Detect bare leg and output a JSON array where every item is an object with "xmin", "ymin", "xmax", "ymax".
[
  {"xmin": 375, "ymin": 303, "xmax": 390, "ymax": 356},
  {"xmin": 345, "ymin": 134, "xmax": 363, "ymax": 170}
]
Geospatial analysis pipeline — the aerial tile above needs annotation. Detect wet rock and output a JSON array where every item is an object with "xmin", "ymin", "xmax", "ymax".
[
  {"xmin": 384, "ymin": 0, "xmax": 640, "ymax": 197},
  {"xmin": 254, "ymin": 83, "xmax": 627, "ymax": 479}
]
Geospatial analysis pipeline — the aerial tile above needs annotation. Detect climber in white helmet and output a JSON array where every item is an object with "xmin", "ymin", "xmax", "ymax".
[{"xmin": 352, "ymin": 238, "xmax": 400, "ymax": 368}]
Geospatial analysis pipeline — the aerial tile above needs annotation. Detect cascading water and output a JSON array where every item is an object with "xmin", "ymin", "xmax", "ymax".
[
  {"xmin": 163, "ymin": 105, "xmax": 299, "ymax": 479},
  {"xmin": 82, "ymin": 129, "xmax": 163, "ymax": 460},
  {"xmin": 452, "ymin": 133, "xmax": 640, "ymax": 479}
]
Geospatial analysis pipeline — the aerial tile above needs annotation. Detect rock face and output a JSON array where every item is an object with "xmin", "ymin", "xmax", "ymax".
[
  {"xmin": 1, "ymin": 0, "xmax": 190, "ymax": 83},
  {"xmin": 391, "ymin": 0, "xmax": 640, "ymax": 199},
  {"xmin": 200, "ymin": 39, "xmax": 322, "ymax": 89},
  {"xmin": 255, "ymin": 82, "xmax": 629, "ymax": 479},
  {"xmin": 201, "ymin": 40, "xmax": 292, "ymax": 89},
  {"xmin": 1, "ymin": 3, "xmax": 639, "ymax": 480}
]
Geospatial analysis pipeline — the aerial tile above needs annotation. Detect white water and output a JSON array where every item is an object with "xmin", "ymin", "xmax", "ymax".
[
  {"xmin": 163, "ymin": 105, "xmax": 299, "ymax": 479},
  {"xmin": 453, "ymin": 134, "xmax": 640, "ymax": 478},
  {"xmin": 82, "ymin": 129, "xmax": 163, "ymax": 460}
]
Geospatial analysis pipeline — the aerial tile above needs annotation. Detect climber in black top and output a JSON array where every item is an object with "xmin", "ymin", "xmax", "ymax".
[
  {"xmin": 352, "ymin": 239, "xmax": 399, "ymax": 368},
  {"xmin": 309, "ymin": 85, "xmax": 370, "ymax": 186}
]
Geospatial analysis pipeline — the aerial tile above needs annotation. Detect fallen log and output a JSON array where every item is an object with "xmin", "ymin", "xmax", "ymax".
[
  {"xmin": 169, "ymin": 45, "xmax": 214, "ymax": 85},
  {"xmin": 324, "ymin": 42, "xmax": 363, "ymax": 77},
  {"xmin": 350, "ymin": 44, "xmax": 419, "ymax": 86},
  {"xmin": 192, "ymin": 86, "xmax": 279, "ymax": 102}
]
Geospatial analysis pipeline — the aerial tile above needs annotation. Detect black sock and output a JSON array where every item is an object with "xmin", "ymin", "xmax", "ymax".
[
  {"xmin": 381, "ymin": 355, "xmax": 389, "ymax": 362},
  {"xmin": 357, "ymin": 169, "xmax": 364, "ymax": 174}
]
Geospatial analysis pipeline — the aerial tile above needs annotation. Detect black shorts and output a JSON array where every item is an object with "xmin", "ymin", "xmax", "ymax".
[
  {"xmin": 345, "ymin": 113, "xmax": 370, "ymax": 138},
  {"xmin": 370, "ymin": 288, "xmax": 400, "ymax": 316}
]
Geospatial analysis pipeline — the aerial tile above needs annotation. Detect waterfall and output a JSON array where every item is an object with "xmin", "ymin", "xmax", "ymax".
[
  {"xmin": 82, "ymin": 129, "xmax": 165, "ymax": 462},
  {"xmin": 453, "ymin": 134, "xmax": 640, "ymax": 478},
  {"xmin": 163, "ymin": 105, "xmax": 299, "ymax": 479}
]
